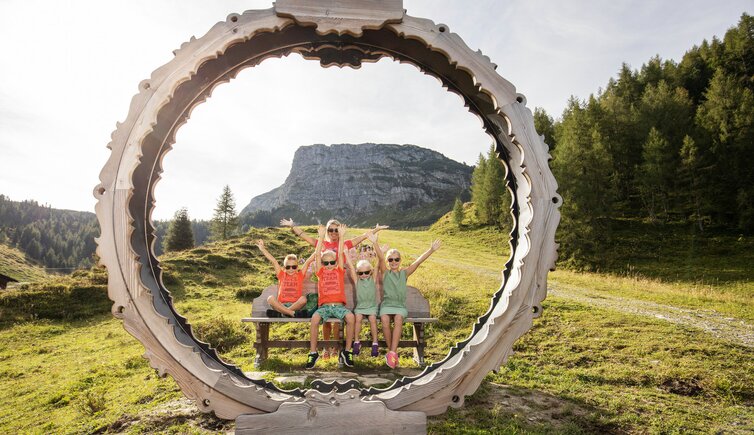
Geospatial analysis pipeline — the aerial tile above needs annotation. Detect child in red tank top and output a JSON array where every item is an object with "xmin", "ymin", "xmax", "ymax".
[{"xmin": 256, "ymin": 239, "xmax": 314, "ymax": 318}]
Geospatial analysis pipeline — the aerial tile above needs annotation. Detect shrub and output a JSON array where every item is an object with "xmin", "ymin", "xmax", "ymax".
[{"xmin": 192, "ymin": 317, "xmax": 248, "ymax": 352}]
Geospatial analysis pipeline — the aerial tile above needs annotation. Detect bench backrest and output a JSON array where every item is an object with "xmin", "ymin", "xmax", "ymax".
[{"xmin": 250, "ymin": 278, "xmax": 431, "ymax": 318}]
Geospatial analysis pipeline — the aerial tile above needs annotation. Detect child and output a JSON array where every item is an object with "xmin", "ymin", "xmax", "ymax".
[
  {"xmin": 373, "ymin": 236, "xmax": 441, "ymax": 368},
  {"xmin": 281, "ymin": 218, "xmax": 388, "ymax": 359},
  {"xmin": 255, "ymin": 240, "xmax": 313, "ymax": 318},
  {"xmin": 345, "ymin": 243, "xmax": 380, "ymax": 358},
  {"xmin": 306, "ymin": 225, "xmax": 356, "ymax": 369}
]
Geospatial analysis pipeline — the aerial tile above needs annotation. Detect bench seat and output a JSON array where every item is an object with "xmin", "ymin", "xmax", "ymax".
[{"xmin": 245, "ymin": 280, "xmax": 436, "ymax": 367}]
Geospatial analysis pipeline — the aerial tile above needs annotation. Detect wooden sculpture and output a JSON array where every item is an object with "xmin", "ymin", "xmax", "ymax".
[{"xmin": 94, "ymin": 1, "xmax": 561, "ymax": 433}]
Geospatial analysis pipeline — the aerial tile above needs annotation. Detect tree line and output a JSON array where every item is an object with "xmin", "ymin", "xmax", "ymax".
[
  {"xmin": 537, "ymin": 14, "xmax": 753, "ymax": 268},
  {"xmin": 0, "ymin": 195, "xmax": 98, "ymax": 270},
  {"xmin": 458, "ymin": 14, "xmax": 753, "ymax": 269}
]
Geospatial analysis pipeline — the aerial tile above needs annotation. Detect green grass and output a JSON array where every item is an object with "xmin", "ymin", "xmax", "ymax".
[
  {"xmin": 0, "ymin": 218, "xmax": 752, "ymax": 433},
  {"xmin": 0, "ymin": 243, "xmax": 48, "ymax": 283}
]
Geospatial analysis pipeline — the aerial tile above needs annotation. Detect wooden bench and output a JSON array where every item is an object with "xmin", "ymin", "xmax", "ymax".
[{"xmin": 242, "ymin": 280, "xmax": 437, "ymax": 368}]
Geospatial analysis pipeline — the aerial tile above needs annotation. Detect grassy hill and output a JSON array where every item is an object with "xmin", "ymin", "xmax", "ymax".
[
  {"xmin": 0, "ymin": 222, "xmax": 752, "ymax": 433},
  {"xmin": 0, "ymin": 243, "xmax": 48, "ymax": 283}
]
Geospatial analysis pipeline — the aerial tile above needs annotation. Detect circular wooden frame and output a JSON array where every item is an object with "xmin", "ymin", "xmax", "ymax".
[{"xmin": 94, "ymin": 4, "xmax": 560, "ymax": 420}]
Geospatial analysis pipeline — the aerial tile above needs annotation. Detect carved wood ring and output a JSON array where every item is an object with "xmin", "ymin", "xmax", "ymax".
[{"xmin": 94, "ymin": 2, "xmax": 560, "ymax": 420}]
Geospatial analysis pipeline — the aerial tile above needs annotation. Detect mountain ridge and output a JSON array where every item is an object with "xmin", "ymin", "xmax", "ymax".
[{"xmin": 240, "ymin": 143, "xmax": 473, "ymax": 228}]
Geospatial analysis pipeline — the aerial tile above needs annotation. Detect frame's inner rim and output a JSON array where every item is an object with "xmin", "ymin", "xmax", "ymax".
[{"xmin": 129, "ymin": 23, "xmax": 522, "ymax": 398}]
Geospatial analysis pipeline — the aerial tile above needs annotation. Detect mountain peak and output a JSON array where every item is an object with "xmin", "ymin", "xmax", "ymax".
[{"xmin": 241, "ymin": 143, "xmax": 472, "ymax": 228}]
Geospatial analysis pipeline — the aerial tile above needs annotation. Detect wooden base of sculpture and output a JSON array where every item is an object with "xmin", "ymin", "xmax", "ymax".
[{"xmin": 235, "ymin": 389, "xmax": 426, "ymax": 434}]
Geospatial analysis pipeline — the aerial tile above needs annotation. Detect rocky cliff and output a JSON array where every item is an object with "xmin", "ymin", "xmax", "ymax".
[{"xmin": 240, "ymin": 143, "xmax": 472, "ymax": 228}]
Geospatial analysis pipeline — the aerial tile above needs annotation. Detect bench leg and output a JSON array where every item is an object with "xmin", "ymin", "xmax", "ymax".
[
  {"xmin": 337, "ymin": 321, "xmax": 344, "ymax": 369},
  {"xmin": 253, "ymin": 323, "xmax": 270, "ymax": 369},
  {"xmin": 412, "ymin": 323, "xmax": 425, "ymax": 367}
]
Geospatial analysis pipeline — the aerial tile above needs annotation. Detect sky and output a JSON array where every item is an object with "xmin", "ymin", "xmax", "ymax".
[{"xmin": 0, "ymin": 0, "xmax": 750, "ymax": 220}]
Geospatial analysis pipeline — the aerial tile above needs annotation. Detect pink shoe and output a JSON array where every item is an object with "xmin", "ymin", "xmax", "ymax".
[{"xmin": 386, "ymin": 351, "xmax": 398, "ymax": 369}]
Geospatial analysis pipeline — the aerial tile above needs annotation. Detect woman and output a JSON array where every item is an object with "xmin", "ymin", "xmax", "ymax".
[{"xmin": 280, "ymin": 218, "xmax": 388, "ymax": 359}]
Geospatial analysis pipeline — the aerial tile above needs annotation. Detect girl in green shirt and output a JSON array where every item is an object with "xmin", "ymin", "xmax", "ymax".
[{"xmin": 370, "ymin": 232, "xmax": 441, "ymax": 368}]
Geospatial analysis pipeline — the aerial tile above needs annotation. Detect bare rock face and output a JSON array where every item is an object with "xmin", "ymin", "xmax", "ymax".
[{"xmin": 241, "ymin": 143, "xmax": 471, "ymax": 227}]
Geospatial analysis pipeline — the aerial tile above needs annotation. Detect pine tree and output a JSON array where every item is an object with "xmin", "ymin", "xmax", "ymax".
[
  {"xmin": 210, "ymin": 185, "xmax": 239, "ymax": 241},
  {"xmin": 470, "ymin": 153, "xmax": 489, "ymax": 223},
  {"xmin": 164, "ymin": 208, "xmax": 195, "ymax": 252},
  {"xmin": 636, "ymin": 128, "xmax": 673, "ymax": 222},
  {"xmin": 533, "ymin": 107, "xmax": 556, "ymax": 150},
  {"xmin": 482, "ymin": 144, "xmax": 507, "ymax": 227},
  {"xmin": 452, "ymin": 197, "xmax": 464, "ymax": 227}
]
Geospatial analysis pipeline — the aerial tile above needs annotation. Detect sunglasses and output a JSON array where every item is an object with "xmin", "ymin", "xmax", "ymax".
[
  {"xmin": 322, "ymin": 260, "xmax": 337, "ymax": 266},
  {"xmin": 357, "ymin": 271, "xmax": 372, "ymax": 276},
  {"xmin": 284, "ymin": 264, "xmax": 298, "ymax": 270},
  {"xmin": 387, "ymin": 257, "xmax": 401, "ymax": 263},
  {"xmin": 327, "ymin": 228, "xmax": 338, "ymax": 233}
]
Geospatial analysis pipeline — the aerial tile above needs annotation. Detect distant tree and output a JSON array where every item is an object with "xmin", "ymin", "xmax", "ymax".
[
  {"xmin": 482, "ymin": 144, "xmax": 508, "ymax": 227},
  {"xmin": 164, "ymin": 208, "xmax": 194, "ymax": 252},
  {"xmin": 679, "ymin": 135, "xmax": 708, "ymax": 231},
  {"xmin": 470, "ymin": 153, "xmax": 489, "ymax": 223},
  {"xmin": 636, "ymin": 128, "xmax": 673, "ymax": 222},
  {"xmin": 452, "ymin": 197, "xmax": 464, "ymax": 226},
  {"xmin": 552, "ymin": 97, "xmax": 616, "ymax": 269},
  {"xmin": 533, "ymin": 107, "xmax": 557, "ymax": 150},
  {"xmin": 211, "ymin": 185, "xmax": 239, "ymax": 241}
]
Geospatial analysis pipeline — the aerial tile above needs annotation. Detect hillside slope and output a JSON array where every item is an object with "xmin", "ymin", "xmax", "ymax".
[{"xmin": 0, "ymin": 243, "xmax": 47, "ymax": 283}]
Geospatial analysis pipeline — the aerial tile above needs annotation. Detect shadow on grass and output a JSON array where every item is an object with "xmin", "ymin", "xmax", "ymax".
[{"xmin": 428, "ymin": 380, "xmax": 625, "ymax": 434}]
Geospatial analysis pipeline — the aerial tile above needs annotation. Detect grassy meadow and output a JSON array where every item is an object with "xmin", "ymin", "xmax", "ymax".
[{"xmin": 0, "ymin": 217, "xmax": 752, "ymax": 433}]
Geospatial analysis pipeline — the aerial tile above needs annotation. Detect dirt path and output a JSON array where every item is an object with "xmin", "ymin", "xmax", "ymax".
[
  {"xmin": 547, "ymin": 281, "xmax": 754, "ymax": 348},
  {"xmin": 431, "ymin": 257, "xmax": 754, "ymax": 348}
]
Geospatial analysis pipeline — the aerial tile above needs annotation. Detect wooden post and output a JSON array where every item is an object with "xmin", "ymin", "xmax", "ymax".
[
  {"xmin": 236, "ymin": 389, "xmax": 426, "ymax": 434},
  {"xmin": 254, "ymin": 323, "xmax": 270, "ymax": 368}
]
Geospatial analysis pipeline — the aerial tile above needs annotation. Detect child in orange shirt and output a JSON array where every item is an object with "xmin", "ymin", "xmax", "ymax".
[
  {"xmin": 306, "ymin": 225, "xmax": 356, "ymax": 369},
  {"xmin": 256, "ymin": 239, "xmax": 314, "ymax": 318}
]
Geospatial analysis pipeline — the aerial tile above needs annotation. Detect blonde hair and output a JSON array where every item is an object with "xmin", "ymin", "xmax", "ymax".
[
  {"xmin": 355, "ymin": 259, "xmax": 372, "ymax": 270},
  {"xmin": 325, "ymin": 219, "xmax": 341, "ymax": 242},
  {"xmin": 385, "ymin": 249, "xmax": 400, "ymax": 261},
  {"xmin": 321, "ymin": 249, "xmax": 336, "ymax": 261},
  {"xmin": 283, "ymin": 254, "xmax": 298, "ymax": 265}
]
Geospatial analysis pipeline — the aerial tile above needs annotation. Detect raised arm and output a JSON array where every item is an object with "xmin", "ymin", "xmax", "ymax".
[
  {"xmin": 405, "ymin": 239, "xmax": 442, "ymax": 278},
  {"xmin": 344, "ymin": 247, "xmax": 357, "ymax": 283},
  {"xmin": 313, "ymin": 225, "xmax": 325, "ymax": 273},
  {"xmin": 280, "ymin": 218, "xmax": 317, "ymax": 246},
  {"xmin": 255, "ymin": 239, "xmax": 281, "ymax": 274},
  {"xmin": 337, "ymin": 224, "xmax": 347, "ymax": 269},
  {"xmin": 349, "ymin": 223, "xmax": 390, "ymax": 246},
  {"xmin": 367, "ymin": 231, "xmax": 386, "ymax": 276},
  {"xmin": 301, "ymin": 251, "xmax": 316, "ymax": 278}
]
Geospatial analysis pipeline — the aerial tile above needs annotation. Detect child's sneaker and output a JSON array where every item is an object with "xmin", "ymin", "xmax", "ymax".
[
  {"xmin": 386, "ymin": 351, "xmax": 398, "ymax": 368},
  {"xmin": 340, "ymin": 349, "xmax": 354, "ymax": 367},
  {"xmin": 352, "ymin": 341, "xmax": 361, "ymax": 355},
  {"xmin": 305, "ymin": 352, "xmax": 319, "ymax": 369},
  {"xmin": 265, "ymin": 309, "xmax": 282, "ymax": 318},
  {"xmin": 371, "ymin": 343, "xmax": 379, "ymax": 357}
]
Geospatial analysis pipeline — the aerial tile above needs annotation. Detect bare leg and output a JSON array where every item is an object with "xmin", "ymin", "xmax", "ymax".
[
  {"xmin": 267, "ymin": 295, "xmax": 295, "ymax": 317},
  {"xmin": 390, "ymin": 315, "xmax": 404, "ymax": 353},
  {"xmin": 289, "ymin": 295, "xmax": 307, "ymax": 311},
  {"xmin": 381, "ymin": 314, "xmax": 392, "ymax": 350},
  {"xmin": 368, "ymin": 315, "xmax": 379, "ymax": 343},
  {"xmin": 354, "ymin": 313, "xmax": 364, "ymax": 343},
  {"xmin": 322, "ymin": 322, "xmax": 331, "ymax": 353},
  {"xmin": 344, "ymin": 313, "xmax": 355, "ymax": 349},
  {"xmin": 310, "ymin": 314, "xmax": 321, "ymax": 352}
]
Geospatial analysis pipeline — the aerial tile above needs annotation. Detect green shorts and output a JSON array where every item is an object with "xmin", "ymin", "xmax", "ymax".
[
  {"xmin": 282, "ymin": 302, "xmax": 293, "ymax": 308},
  {"xmin": 314, "ymin": 304, "xmax": 351, "ymax": 323}
]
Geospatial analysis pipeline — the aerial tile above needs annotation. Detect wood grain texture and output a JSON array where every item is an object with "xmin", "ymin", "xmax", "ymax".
[
  {"xmin": 94, "ymin": 0, "xmax": 560, "ymax": 425},
  {"xmin": 236, "ymin": 388, "xmax": 426, "ymax": 434}
]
